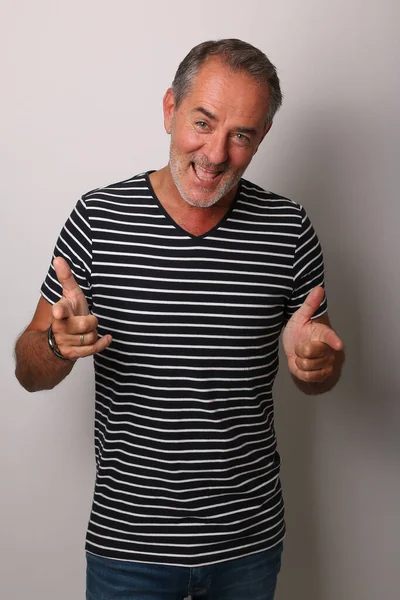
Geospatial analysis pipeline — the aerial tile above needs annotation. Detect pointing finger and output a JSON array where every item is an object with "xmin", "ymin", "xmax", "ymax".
[
  {"xmin": 53, "ymin": 256, "xmax": 89, "ymax": 316},
  {"xmin": 52, "ymin": 297, "xmax": 74, "ymax": 320},
  {"xmin": 296, "ymin": 325, "xmax": 343, "ymax": 352},
  {"xmin": 317, "ymin": 326, "xmax": 343, "ymax": 351},
  {"xmin": 53, "ymin": 257, "xmax": 82, "ymax": 295}
]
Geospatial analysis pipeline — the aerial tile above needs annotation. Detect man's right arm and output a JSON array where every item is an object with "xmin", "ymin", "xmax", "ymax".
[
  {"xmin": 15, "ymin": 297, "xmax": 75, "ymax": 392},
  {"xmin": 15, "ymin": 257, "xmax": 112, "ymax": 393}
]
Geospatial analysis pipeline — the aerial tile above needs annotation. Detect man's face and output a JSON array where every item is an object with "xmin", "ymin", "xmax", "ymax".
[{"xmin": 164, "ymin": 58, "xmax": 271, "ymax": 208}]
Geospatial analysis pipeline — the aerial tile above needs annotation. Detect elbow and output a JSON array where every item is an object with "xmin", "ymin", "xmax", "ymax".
[
  {"xmin": 15, "ymin": 367, "xmax": 40, "ymax": 393},
  {"xmin": 14, "ymin": 363, "xmax": 54, "ymax": 393}
]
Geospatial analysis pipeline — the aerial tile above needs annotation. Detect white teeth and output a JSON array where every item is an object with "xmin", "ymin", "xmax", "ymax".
[{"xmin": 194, "ymin": 164, "xmax": 221, "ymax": 181}]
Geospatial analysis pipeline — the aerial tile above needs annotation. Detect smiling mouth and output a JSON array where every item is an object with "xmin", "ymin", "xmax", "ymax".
[{"xmin": 192, "ymin": 163, "xmax": 223, "ymax": 182}]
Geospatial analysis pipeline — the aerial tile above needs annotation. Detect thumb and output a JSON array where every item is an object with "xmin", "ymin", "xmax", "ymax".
[{"xmin": 291, "ymin": 286, "xmax": 325, "ymax": 325}]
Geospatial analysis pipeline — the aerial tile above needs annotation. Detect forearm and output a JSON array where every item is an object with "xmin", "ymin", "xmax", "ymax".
[
  {"xmin": 292, "ymin": 349, "xmax": 345, "ymax": 395},
  {"xmin": 15, "ymin": 329, "xmax": 75, "ymax": 392}
]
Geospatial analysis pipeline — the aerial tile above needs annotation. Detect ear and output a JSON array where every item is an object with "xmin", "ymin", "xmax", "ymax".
[
  {"xmin": 253, "ymin": 122, "xmax": 273, "ymax": 155},
  {"xmin": 163, "ymin": 88, "xmax": 176, "ymax": 134}
]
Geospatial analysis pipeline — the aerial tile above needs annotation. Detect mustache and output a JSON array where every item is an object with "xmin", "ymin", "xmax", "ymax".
[{"xmin": 191, "ymin": 156, "xmax": 229, "ymax": 173}]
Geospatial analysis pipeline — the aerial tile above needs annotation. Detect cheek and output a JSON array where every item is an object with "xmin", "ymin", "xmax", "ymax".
[
  {"xmin": 229, "ymin": 147, "xmax": 254, "ymax": 169},
  {"xmin": 172, "ymin": 126, "xmax": 204, "ymax": 154}
]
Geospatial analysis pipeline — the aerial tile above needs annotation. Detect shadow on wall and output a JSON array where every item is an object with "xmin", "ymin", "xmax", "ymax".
[{"xmin": 255, "ymin": 108, "xmax": 383, "ymax": 600}]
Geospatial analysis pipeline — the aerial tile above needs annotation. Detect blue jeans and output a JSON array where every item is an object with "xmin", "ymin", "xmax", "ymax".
[{"xmin": 86, "ymin": 543, "xmax": 283, "ymax": 600}]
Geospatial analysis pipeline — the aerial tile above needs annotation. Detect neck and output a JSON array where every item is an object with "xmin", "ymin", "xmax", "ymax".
[{"xmin": 149, "ymin": 166, "xmax": 238, "ymax": 236}]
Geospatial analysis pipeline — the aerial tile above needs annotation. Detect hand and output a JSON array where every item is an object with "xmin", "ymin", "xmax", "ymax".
[
  {"xmin": 282, "ymin": 287, "xmax": 343, "ymax": 383},
  {"xmin": 51, "ymin": 257, "xmax": 112, "ymax": 360}
]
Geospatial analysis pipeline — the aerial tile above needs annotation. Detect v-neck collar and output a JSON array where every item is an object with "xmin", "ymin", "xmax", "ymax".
[{"xmin": 145, "ymin": 171, "xmax": 242, "ymax": 240}]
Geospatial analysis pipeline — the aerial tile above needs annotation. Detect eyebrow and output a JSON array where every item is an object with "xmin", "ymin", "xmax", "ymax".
[
  {"xmin": 192, "ymin": 106, "xmax": 258, "ymax": 136},
  {"xmin": 192, "ymin": 106, "xmax": 217, "ymax": 121}
]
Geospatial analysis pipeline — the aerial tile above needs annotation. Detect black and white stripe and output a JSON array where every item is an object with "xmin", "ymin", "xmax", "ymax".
[{"xmin": 41, "ymin": 172, "xmax": 327, "ymax": 566}]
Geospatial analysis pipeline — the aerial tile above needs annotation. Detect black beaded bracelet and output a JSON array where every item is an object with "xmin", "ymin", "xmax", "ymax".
[{"xmin": 47, "ymin": 324, "xmax": 71, "ymax": 361}]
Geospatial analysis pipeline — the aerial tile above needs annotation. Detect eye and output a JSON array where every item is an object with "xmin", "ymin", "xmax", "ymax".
[
  {"xmin": 195, "ymin": 120, "xmax": 209, "ymax": 130},
  {"xmin": 232, "ymin": 132, "xmax": 250, "ymax": 146}
]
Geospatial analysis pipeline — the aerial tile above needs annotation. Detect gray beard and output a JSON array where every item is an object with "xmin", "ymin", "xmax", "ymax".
[{"xmin": 169, "ymin": 148, "xmax": 245, "ymax": 208}]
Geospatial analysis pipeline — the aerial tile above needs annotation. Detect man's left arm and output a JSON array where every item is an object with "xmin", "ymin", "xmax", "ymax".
[{"xmin": 282, "ymin": 286, "xmax": 345, "ymax": 395}]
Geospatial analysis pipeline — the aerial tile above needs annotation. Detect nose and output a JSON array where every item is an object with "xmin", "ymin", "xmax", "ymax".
[{"xmin": 203, "ymin": 132, "xmax": 229, "ymax": 166}]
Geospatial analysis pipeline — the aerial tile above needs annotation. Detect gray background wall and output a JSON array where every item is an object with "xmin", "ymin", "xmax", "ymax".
[{"xmin": 2, "ymin": 1, "xmax": 399, "ymax": 598}]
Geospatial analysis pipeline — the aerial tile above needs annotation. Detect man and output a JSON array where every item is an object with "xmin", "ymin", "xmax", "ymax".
[{"xmin": 15, "ymin": 39, "xmax": 344, "ymax": 600}]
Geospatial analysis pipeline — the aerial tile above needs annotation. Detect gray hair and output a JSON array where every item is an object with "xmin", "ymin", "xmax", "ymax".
[{"xmin": 171, "ymin": 39, "xmax": 283, "ymax": 125}]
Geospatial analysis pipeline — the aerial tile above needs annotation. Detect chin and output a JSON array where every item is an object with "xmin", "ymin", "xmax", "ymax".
[
  {"xmin": 175, "ymin": 174, "xmax": 239, "ymax": 209},
  {"xmin": 181, "ymin": 193, "xmax": 222, "ymax": 208},
  {"xmin": 173, "ymin": 175, "xmax": 226, "ymax": 208},
  {"xmin": 169, "ymin": 157, "xmax": 241, "ymax": 209}
]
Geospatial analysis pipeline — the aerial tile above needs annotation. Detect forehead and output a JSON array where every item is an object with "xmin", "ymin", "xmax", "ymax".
[{"xmin": 180, "ymin": 58, "xmax": 270, "ymax": 125}]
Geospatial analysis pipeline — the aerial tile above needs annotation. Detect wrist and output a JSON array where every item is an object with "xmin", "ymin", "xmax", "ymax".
[{"xmin": 47, "ymin": 324, "xmax": 74, "ymax": 361}]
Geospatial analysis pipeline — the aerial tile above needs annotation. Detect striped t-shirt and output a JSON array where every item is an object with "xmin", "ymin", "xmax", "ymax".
[{"xmin": 41, "ymin": 171, "xmax": 327, "ymax": 567}]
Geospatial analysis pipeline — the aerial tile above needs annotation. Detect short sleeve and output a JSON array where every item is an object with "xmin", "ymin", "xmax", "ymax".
[
  {"xmin": 40, "ymin": 197, "xmax": 93, "ymax": 310},
  {"xmin": 284, "ymin": 206, "xmax": 327, "ymax": 320}
]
